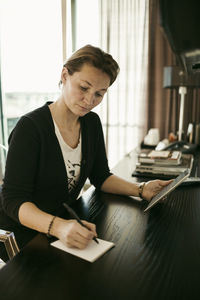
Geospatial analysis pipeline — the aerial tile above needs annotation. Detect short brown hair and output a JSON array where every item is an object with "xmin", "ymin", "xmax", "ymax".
[{"xmin": 61, "ymin": 44, "xmax": 120, "ymax": 86}]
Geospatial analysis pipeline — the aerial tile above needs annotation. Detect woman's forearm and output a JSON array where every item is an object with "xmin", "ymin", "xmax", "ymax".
[
  {"xmin": 18, "ymin": 202, "xmax": 97, "ymax": 249},
  {"xmin": 101, "ymin": 175, "xmax": 172, "ymax": 201},
  {"xmin": 101, "ymin": 175, "xmax": 140, "ymax": 196},
  {"xmin": 18, "ymin": 202, "xmax": 59, "ymax": 235}
]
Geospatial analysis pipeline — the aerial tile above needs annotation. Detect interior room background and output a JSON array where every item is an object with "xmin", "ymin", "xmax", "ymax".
[{"xmin": 0, "ymin": 0, "xmax": 199, "ymax": 182}]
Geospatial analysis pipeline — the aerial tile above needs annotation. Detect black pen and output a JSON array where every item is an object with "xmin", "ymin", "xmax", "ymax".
[{"xmin": 63, "ymin": 203, "xmax": 99, "ymax": 244}]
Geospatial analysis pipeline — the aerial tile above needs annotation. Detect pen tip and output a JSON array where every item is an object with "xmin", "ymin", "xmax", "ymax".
[{"xmin": 94, "ymin": 237, "xmax": 99, "ymax": 244}]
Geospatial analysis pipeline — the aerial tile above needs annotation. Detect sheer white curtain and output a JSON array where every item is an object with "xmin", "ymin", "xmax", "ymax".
[{"xmin": 97, "ymin": 0, "xmax": 149, "ymax": 168}]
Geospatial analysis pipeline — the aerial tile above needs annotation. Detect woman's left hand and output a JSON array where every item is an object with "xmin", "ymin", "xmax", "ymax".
[{"xmin": 142, "ymin": 179, "xmax": 173, "ymax": 201}]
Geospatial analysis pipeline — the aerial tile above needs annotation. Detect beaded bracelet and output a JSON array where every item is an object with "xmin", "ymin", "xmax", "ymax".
[{"xmin": 47, "ymin": 215, "xmax": 57, "ymax": 238}]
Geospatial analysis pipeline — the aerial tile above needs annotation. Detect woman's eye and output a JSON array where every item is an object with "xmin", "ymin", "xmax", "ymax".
[
  {"xmin": 80, "ymin": 86, "xmax": 88, "ymax": 91},
  {"xmin": 95, "ymin": 93, "xmax": 103, "ymax": 98}
]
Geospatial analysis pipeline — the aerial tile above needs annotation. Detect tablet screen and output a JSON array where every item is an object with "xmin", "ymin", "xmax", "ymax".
[{"xmin": 144, "ymin": 169, "xmax": 190, "ymax": 212}]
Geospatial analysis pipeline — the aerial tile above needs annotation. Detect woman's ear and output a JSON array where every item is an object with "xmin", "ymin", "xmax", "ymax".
[{"xmin": 61, "ymin": 67, "xmax": 69, "ymax": 84}]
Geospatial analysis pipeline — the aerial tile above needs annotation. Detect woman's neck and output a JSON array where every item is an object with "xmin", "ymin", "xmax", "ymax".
[{"xmin": 49, "ymin": 98, "xmax": 79, "ymax": 131}]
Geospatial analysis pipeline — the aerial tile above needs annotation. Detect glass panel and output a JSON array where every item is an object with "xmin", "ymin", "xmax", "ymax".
[
  {"xmin": 0, "ymin": 0, "xmax": 63, "ymax": 178},
  {"xmin": 0, "ymin": 0, "xmax": 62, "ymax": 140},
  {"xmin": 75, "ymin": 0, "xmax": 100, "ymax": 49}
]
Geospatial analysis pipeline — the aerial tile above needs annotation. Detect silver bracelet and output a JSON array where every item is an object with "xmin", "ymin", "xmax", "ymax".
[{"xmin": 138, "ymin": 182, "xmax": 145, "ymax": 199}]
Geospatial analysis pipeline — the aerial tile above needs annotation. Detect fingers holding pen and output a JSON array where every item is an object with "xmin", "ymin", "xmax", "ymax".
[
  {"xmin": 58, "ymin": 219, "xmax": 97, "ymax": 249},
  {"xmin": 81, "ymin": 220, "xmax": 97, "ymax": 237},
  {"xmin": 67, "ymin": 220, "xmax": 96, "ymax": 249}
]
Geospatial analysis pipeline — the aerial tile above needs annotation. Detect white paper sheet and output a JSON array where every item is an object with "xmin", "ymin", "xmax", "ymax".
[{"xmin": 51, "ymin": 238, "xmax": 115, "ymax": 262}]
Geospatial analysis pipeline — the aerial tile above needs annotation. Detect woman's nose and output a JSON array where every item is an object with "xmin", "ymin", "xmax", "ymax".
[{"xmin": 84, "ymin": 93, "xmax": 94, "ymax": 105}]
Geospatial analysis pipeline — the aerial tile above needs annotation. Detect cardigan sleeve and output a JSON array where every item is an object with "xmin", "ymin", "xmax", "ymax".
[
  {"xmin": 2, "ymin": 116, "xmax": 40, "ymax": 223},
  {"xmin": 88, "ymin": 114, "xmax": 113, "ymax": 189}
]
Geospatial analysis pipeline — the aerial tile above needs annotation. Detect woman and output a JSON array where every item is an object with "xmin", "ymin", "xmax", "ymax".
[{"xmin": 0, "ymin": 45, "xmax": 171, "ymax": 261}]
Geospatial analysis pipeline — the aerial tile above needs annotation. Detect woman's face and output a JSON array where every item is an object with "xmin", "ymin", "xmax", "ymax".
[{"xmin": 61, "ymin": 64, "xmax": 110, "ymax": 116}]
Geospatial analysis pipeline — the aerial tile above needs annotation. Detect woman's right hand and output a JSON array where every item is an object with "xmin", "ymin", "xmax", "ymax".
[{"xmin": 52, "ymin": 218, "xmax": 97, "ymax": 249}]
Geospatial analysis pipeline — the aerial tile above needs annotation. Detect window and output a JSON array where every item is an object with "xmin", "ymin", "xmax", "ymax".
[
  {"xmin": 75, "ymin": 0, "xmax": 100, "ymax": 49},
  {"xmin": 0, "ymin": 0, "xmax": 147, "ymax": 180},
  {"xmin": 0, "ymin": 0, "xmax": 63, "ymax": 180}
]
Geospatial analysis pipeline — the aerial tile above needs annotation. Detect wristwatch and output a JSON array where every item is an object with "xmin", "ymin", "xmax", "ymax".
[{"xmin": 138, "ymin": 182, "xmax": 145, "ymax": 198}]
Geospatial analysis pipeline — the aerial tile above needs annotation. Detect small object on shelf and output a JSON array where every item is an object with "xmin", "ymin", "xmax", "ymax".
[
  {"xmin": 155, "ymin": 139, "xmax": 169, "ymax": 151},
  {"xmin": 168, "ymin": 132, "xmax": 177, "ymax": 143},
  {"xmin": 143, "ymin": 128, "xmax": 160, "ymax": 146}
]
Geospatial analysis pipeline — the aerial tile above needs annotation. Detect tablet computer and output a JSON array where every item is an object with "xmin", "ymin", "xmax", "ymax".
[{"xmin": 144, "ymin": 169, "xmax": 190, "ymax": 212}]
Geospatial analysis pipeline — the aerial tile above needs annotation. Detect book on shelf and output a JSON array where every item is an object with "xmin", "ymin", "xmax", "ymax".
[
  {"xmin": 138, "ymin": 149, "xmax": 182, "ymax": 166},
  {"xmin": 135, "ymin": 154, "xmax": 193, "ymax": 176}
]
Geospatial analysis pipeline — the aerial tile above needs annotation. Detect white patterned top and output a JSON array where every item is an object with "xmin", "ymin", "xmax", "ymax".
[{"xmin": 53, "ymin": 120, "xmax": 82, "ymax": 193}]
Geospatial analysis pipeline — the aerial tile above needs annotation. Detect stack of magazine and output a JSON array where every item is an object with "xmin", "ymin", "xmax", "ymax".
[{"xmin": 134, "ymin": 149, "xmax": 193, "ymax": 177}]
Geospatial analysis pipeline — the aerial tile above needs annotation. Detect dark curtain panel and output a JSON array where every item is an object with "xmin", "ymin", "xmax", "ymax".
[{"xmin": 147, "ymin": 0, "xmax": 200, "ymax": 141}]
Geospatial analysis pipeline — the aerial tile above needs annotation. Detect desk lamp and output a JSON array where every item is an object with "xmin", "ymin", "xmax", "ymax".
[
  {"xmin": 159, "ymin": 0, "xmax": 200, "ymax": 153},
  {"xmin": 163, "ymin": 66, "xmax": 200, "ymax": 146}
]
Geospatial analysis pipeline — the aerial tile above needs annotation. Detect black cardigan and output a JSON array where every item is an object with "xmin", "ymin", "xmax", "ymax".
[{"xmin": 0, "ymin": 103, "xmax": 112, "ymax": 247}]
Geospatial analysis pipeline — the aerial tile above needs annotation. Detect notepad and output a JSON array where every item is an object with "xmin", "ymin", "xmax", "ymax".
[{"xmin": 51, "ymin": 238, "xmax": 115, "ymax": 262}]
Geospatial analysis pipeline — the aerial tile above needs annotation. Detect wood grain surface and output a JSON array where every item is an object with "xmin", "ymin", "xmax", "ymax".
[{"xmin": 0, "ymin": 149, "xmax": 200, "ymax": 300}]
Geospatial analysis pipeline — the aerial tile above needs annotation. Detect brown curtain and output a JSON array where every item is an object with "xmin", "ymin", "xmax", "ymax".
[{"xmin": 147, "ymin": 0, "xmax": 200, "ymax": 141}]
